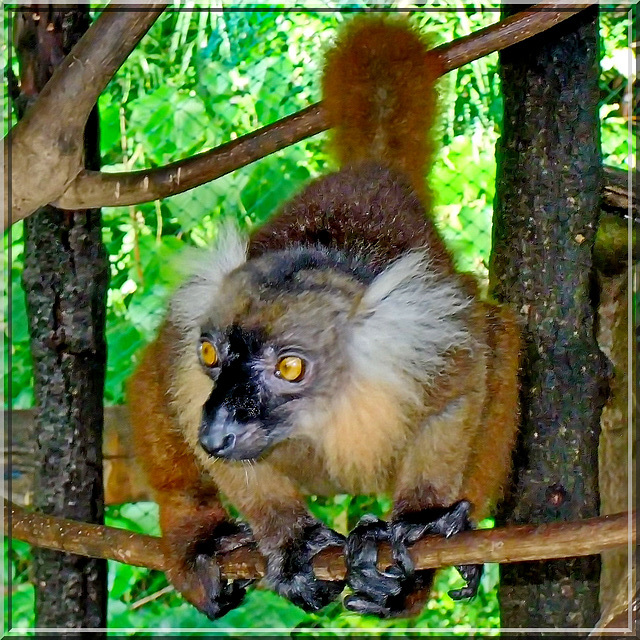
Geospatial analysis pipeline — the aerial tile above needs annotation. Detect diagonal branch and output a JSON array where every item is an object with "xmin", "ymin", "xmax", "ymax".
[
  {"xmin": 5, "ymin": 500, "xmax": 633, "ymax": 582},
  {"xmin": 45, "ymin": 3, "xmax": 593, "ymax": 214},
  {"xmin": 434, "ymin": 2, "xmax": 594, "ymax": 71},
  {"xmin": 56, "ymin": 103, "xmax": 325, "ymax": 212},
  {"xmin": 4, "ymin": 3, "xmax": 167, "ymax": 228}
]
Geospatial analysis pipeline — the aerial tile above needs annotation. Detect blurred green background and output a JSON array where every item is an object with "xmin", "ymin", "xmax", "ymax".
[{"xmin": 3, "ymin": 2, "xmax": 635, "ymax": 634}]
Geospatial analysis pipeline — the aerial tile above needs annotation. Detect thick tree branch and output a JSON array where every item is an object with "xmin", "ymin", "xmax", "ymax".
[
  {"xmin": 6, "ymin": 3, "xmax": 592, "ymax": 220},
  {"xmin": 5, "ymin": 500, "xmax": 633, "ymax": 582},
  {"xmin": 4, "ymin": 3, "xmax": 167, "ymax": 228},
  {"xmin": 55, "ymin": 103, "xmax": 326, "ymax": 212}
]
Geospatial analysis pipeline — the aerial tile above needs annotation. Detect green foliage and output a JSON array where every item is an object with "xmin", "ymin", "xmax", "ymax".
[
  {"xmin": 4, "ymin": 538, "xmax": 35, "ymax": 631},
  {"xmin": 4, "ymin": 3, "xmax": 635, "ymax": 633},
  {"xmin": 599, "ymin": 8, "xmax": 636, "ymax": 169},
  {"xmin": 3, "ymin": 222, "xmax": 34, "ymax": 409}
]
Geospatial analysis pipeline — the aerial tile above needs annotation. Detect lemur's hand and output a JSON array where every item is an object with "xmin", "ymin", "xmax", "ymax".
[
  {"xmin": 263, "ymin": 522, "xmax": 346, "ymax": 612},
  {"xmin": 391, "ymin": 500, "xmax": 482, "ymax": 601},
  {"xmin": 165, "ymin": 521, "xmax": 256, "ymax": 621},
  {"xmin": 344, "ymin": 501, "xmax": 482, "ymax": 617}
]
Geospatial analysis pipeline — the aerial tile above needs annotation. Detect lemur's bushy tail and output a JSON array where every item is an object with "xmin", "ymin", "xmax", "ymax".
[{"xmin": 322, "ymin": 17, "xmax": 443, "ymax": 199}]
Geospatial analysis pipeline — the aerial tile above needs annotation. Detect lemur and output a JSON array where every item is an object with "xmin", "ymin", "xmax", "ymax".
[{"xmin": 127, "ymin": 16, "xmax": 520, "ymax": 619}]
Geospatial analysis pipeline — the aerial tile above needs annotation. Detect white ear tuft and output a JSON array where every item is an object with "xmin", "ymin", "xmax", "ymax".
[
  {"xmin": 170, "ymin": 221, "xmax": 247, "ymax": 332},
  {"xmin": 349, "ymin": 250, "xmax": 475, "ymax": 395}
]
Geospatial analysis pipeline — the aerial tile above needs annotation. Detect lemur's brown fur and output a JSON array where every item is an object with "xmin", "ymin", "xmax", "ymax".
[{"xmin": 128, "ymin": 16, "xmax": 520, "ymax": 618}]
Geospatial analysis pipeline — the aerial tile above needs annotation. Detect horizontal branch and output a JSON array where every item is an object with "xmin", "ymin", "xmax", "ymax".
[
  {"xmin": 53, "ymin": 3, "xmax": 593, "ymax": 212},
  {"xmin": 5, "ymin": 500, "xmax": 634, "ymax": 581},
  {"xmin": 602, "ymin": 166, "xmax": 638, "ymax": 218}
]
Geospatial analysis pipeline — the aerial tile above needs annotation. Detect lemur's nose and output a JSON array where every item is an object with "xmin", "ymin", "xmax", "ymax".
[
  {"xmin": 199, "ymin": 404, "xmax": 240, "ymax": 458},
  {"xmin": 200, "ymin": 430, "xmax": 236, "ymax": 457}
]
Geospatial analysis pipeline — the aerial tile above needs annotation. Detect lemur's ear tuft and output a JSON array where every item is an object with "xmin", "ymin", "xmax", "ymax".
[
  {"xmin": 170, "ymin": 221, "xmax": 248, "ymax": 332},
  {"xmin": 349, "ymin": 250, "xmax": 475, "ymax": 394}
]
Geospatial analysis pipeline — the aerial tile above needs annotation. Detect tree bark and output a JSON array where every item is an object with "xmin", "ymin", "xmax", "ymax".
[
  {"xmin": 15, "ymin": 6, "xmax": 109, "ymax": 629},
  {"xmin": 491, "ymin": 5, "xmax": 609, "ymax": 631}
]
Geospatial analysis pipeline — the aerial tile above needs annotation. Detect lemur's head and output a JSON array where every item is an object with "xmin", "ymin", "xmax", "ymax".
[{"xmin": 169, "ymin": 224, "xmax": 473, "ymax": 462}]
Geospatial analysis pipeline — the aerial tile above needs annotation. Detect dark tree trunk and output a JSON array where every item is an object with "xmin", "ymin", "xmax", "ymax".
[
  {"xmin": 14, "ymin": 6, "xmax": 109, "ymax": 628},
  {"xmin": 491, "ymin": 5, "xmax": 609, "ymax": 631}
]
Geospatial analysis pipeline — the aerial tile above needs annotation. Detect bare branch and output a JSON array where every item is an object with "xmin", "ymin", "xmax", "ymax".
[
  {"xmin": 52, "ymin": 3, "xmax": 594, "ymax": 212},
  {"xmin": 5, "ymin": 500, "xmax": 634, "ymax": 582},
  {"xmin": 56, "ymin": 104, "xmax": 325, "ymax": 210},
  {"xmin": 4, "ymin": 3, "xmax": 167, "ymax": 228},
  {"xmin": 435, "ymin": 3, "xmax": 595, "ymax": 72}
]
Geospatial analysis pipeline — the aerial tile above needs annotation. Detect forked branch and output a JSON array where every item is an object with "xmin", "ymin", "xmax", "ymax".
[
  {"xmin": 5, "ymin": 3, "xmax": 594, "ymax": 225},
  {"xmin": 5, "ymin": 500, "xmax": 633, "ymax": 581},
  {"xmin": 55, "ymin": 3, "xmax": 593, "ymax": 211},
  {"xmin": 4, "ymin": 3, "xmax": 168, "ymax": 227}
]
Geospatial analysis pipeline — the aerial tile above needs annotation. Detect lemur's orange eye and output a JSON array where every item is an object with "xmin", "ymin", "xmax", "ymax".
[
  {"xmin": 276, "ymin": 356, "xmax": 305, "ymax": 382},
  {"xmin": 199, "ymin": 340, "xmax": 218, "ymax": 368}
]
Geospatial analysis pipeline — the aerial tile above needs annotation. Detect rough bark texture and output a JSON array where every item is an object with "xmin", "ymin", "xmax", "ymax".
[
  {"xmin": 491, "ymin": 5, "xmax": 609, "ymax": 631},
  {"xmin": 15, "ymin": 6, "xmax": 109, "ymax": 628},
  {"xmin": 597, "ymin": 265, "xmax": 636, "ymax": 616}
]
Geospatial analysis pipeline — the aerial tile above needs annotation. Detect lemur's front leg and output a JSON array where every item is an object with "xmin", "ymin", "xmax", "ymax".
[
  {"xmin": 345, "ymin": 394, "xmax": 484, "ymax": 617},
  {"xmin": 212, "ymin": 463, "xmax": 345, "ymax": 612},
  {"xmin": 158, "ymin": 494, "xmax": 256, "ymax": 620}
]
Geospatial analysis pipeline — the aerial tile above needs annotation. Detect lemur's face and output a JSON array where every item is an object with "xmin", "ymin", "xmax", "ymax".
[
  {"xmin": 170, "ymin": 234, "xmax": 473, "ymax": 463},
  {"xmin": 196, "ymin": 248, "xmax": 368, "ymax": 461}
]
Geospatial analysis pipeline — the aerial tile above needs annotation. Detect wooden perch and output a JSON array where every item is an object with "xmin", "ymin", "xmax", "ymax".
[
  {"xmin": 5, "ymin": 500, "xmax": 634, "ymax": 582},
  {"xmin": 4, "ymin": 3, "xmax": 593, "ymax": 225}
]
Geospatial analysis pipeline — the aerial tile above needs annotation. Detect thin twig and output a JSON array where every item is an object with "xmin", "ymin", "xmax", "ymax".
[
  {"xmin": 52, "ymin": 3, "xmax": 594, "ymax": 212},
  {"xmin": 130, "ymin": 585, "xmax": 174, "ymax": 610},
  {"xmin": 5, "ymin": 500, "xmax": 633, "ymax": 582}
]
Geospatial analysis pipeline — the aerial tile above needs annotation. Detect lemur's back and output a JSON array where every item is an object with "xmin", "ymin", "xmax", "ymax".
[{"xmin": 250, "ymin": 17, "xmax": 451, "ymax": 275}]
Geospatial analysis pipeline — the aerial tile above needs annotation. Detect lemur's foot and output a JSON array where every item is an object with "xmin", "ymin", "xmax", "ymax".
[
  {"xmin": 344, "ymin": 501, "xmax": 482, "ymax": 617},
  {"xmin": 264, "ymin": 522, "xmax": 345, "ymax": 612},
  {"xmin": 391, "ymin": 500, "xmax": 482, "ymax": 601}
]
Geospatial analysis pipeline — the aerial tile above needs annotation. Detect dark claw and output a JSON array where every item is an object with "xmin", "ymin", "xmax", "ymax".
[
  {"xmin": 343, "ymin": 594, "xmax": 393, "ymax": 617},
  {"xmin": 344, "ymin": 501, "xmax": 483, "ymax": 617},
  {"xmin": 265, "ymin": 522, "xmax": 345, "ymax": 612},
  {"xmin": 448, "ymin": 563, "xmax": 483, "ymax": 600},
  {"xmin": 393, "ymin": 500, "xmax": 483, "ymax": 601}
]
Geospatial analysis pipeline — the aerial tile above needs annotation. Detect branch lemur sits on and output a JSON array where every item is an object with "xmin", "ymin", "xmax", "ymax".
[{"xmin": 127, "ymin": 16, "xmax": 521, "ymax": 619}]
